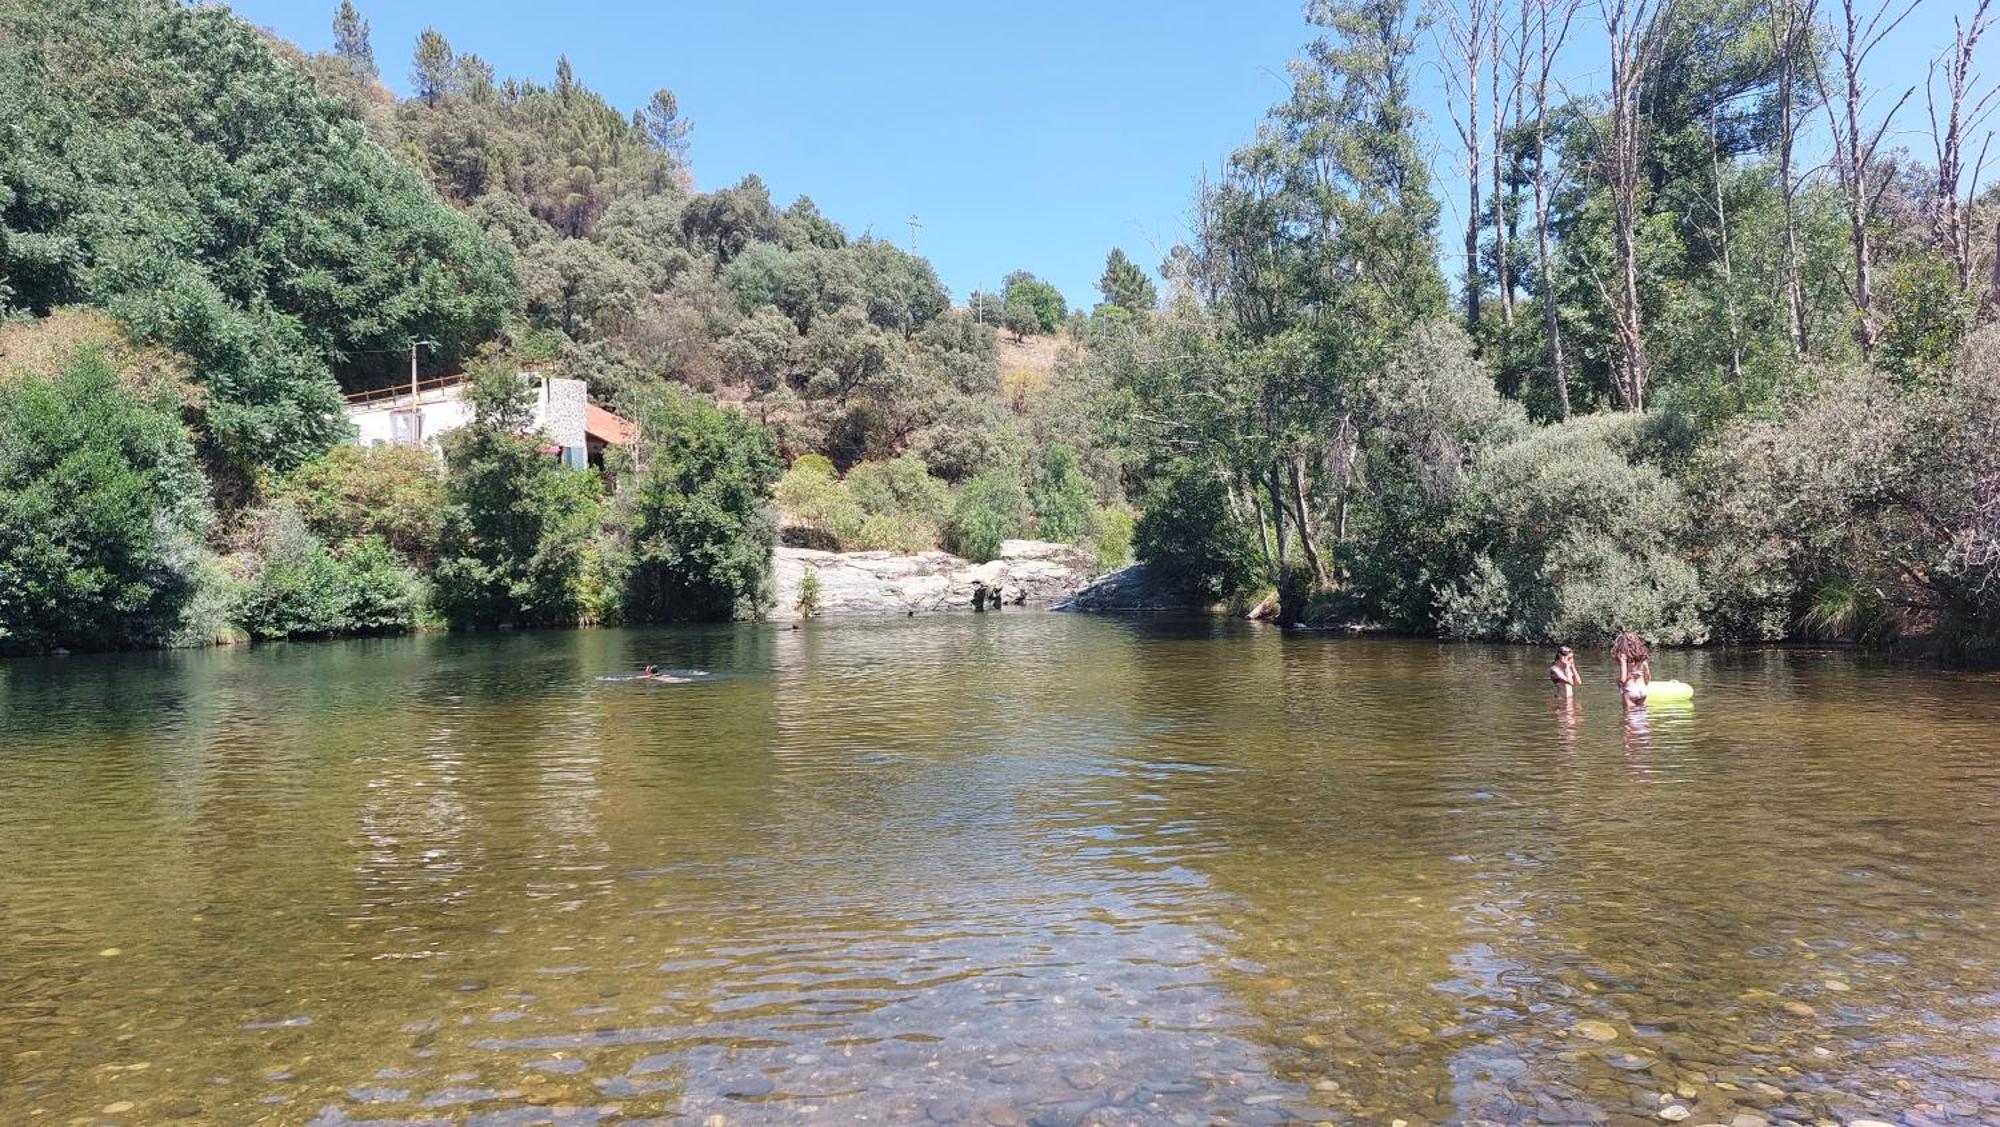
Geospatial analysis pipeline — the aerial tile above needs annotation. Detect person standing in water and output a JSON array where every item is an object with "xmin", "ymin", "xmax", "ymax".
[
  {"xmin": 1611, "ymin": 632, "xmax": 1651, "ymax": 704},
  {"xmin": 1549, "ymin": 645, "xmax": 1583, "ymax": 695}
]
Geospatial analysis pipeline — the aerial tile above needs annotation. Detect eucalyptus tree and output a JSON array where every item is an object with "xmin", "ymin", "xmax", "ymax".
[{"xmin": 1179, "ymin": 0, "xmax": 1446, "ymax": 596}]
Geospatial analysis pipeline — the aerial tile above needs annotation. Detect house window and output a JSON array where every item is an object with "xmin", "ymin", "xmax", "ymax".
[{"xmin": 391, "ymin": 410, "xmax": 423, "ymax": 445}]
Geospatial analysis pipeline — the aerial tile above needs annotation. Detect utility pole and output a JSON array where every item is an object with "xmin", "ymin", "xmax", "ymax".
[
  {"xmin": 408, "ymin": 338, "xmax": 436, "ymax": 401},
  {"xmin": 907, "ymin": 214, "xmax": 922, "ymax": 252}
]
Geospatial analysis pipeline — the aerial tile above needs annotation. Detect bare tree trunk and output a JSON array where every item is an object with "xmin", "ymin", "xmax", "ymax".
[
  {"xmin": 1928, "ymin": 0, "xmax": 1996, "ymax": 290},
  {"xmin": 1266, "ymin": 465, "xmax": 1290, "ymax": 577},
  {"xmin": 1772, "ymin": 0, "xmax": 1816, "ymax": 356},
  {"xmin": 1530, "ymin": 0, "xmax": 1576, "ymax": 418},
  {"xmin": 1433, "ymin": 0, "xmax": 1492, "ymax": 337},
  {"xmin": 1819, "ymin": 0, "xmax": 1921, "ymax": 357},
  {"xmin": 1492, "ymin": 3, "xmax": 1516, "ymax": 330},
  {"xmin": 1710, "ymin": 113, "xmax": 1746, "ymax": 387},
  {"xmin": 1288, "ymin": 455, "xmax": 1331, "ymax": 586},
  {"xmin": 1601, "ymin": 0, "xmax": 1669, "ymax": 411}
]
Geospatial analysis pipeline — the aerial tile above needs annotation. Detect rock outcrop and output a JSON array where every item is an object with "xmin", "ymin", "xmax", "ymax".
[
  {"xmin": 772, "ymin": 540, "xmax": 1099, "ymax": 619},
  {"xmin": 1050, "ymin": 562, "xmax": 1195, "ymax": 612}
]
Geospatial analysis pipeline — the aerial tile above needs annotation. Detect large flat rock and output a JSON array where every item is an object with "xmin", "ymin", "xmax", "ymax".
[{"xmin": 772, "ymin": 540, "xmax": 1100, "ymax": 619}]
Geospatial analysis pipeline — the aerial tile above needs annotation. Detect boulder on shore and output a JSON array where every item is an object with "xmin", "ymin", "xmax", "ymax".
[
  {"xmin": 772, "ymin": 540, "xmax": 1098, "ymax": 619},
  {"xmin": 1051, "ymin": 562, "xmax": 1197, "ymax": 612}
]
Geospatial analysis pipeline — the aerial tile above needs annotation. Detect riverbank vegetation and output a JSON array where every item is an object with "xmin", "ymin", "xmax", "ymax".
[
  {"xmin": 1068, "ymin": 0, "xmax": 2000, "ymax": 661},
  {"xmin": 0, "ymin": 0, "xmax": 1100, "ymax": 653},
  {"xmin": 3, "ymin": 0, "xmax": 1997, "ymax": 661}
]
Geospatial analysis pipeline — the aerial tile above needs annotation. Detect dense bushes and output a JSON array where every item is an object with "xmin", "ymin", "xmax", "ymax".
[
  {"xmin": 0, "ymin": 0, "xmax": 515, "ymax": 472},
  {"xmin": 769, "ymin": 442, "xmax": 1128, "ymax": 566},
  {"xmin": 942, "ymin": 469, "xmax": 1031, "ymax": 563},
  {"xmin": 0, "ymin": 348, "xmax": 209, "ymax": 652},
  {"xmin": 232, "ymin": 505, "xmax": 418, "ymax": 639},
  {"xmin": 428, "ymin": 368, "xmax": 605, "ymax": 628},
  {"xmin": 1692, "ymin": 331, "xmax": 2000, "ymax": 658},
  {"xmin": 1434, "ymin": 415, "xmax": 1707, "ymax": 644},
  {"xmin": 613, "ymin": 386, "xmax": 781, "ymax": 621},
  {"xmin": 1132, "ymin": 461, "xmax": 1258, "ymax": 603},
  {"xmin": 274, "ymin": 444, "xmax": 446, "ymax": 565}
]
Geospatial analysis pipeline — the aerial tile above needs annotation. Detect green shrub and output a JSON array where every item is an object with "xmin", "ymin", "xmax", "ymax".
[
  {"xmin": 232, "ymin": 505, "xmax": 418, "ymax": 639},
  {"xmin": 1434, "ymin": 414, "xmax": 1707, "ymax": 643},
  {"xmin": 854, "ymin": 510, "xmax": 937, "ymax": 554},
  {"xmin": 1031, "ymin": 444, "xmax": 1098, "ymax": 544},
  {"xmin": 943, "ymin": 468, "xmax": 1030, "ymax": 563},
  {"xmin": 1132, "ymin": 460, "xmax": 1258, "ymax": 602},
  {"xmin": 774, "ymin": 456, "xmax": 863, "ymax": 546},
  {"xmin": 431, "ymin": 367, "xmax": 604, "ymax": 628},
  {"xmin": 275, "ymin": 444, "xmax": 446, "ymax": 564},
  {"xmin": 162, "ymin": 552, "xmax": 244, "ymax": 649},
  {"xmin": 0, "ymin": 349, "xmax": 210, "ymax": 653},
  {"xmin": 847, "ymin": 454, "xmax": 950, "ymax": 524},
  {"xmin": 615, "ymin": 385, "xmax": 782, "ymax": 622},
  {"xmin": 1435, "ymin": 554, "xmax": 1512, "ymax": 640},
  {"xmin": 1090, "ymin": 505, "xmax": 1135, "ymax": 573},
  {"xmin": 795, "ymin": 569, "xmax": 822, "ymax": 619}
]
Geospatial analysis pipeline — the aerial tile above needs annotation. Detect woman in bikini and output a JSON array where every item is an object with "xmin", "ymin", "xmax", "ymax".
[{"xmin": 1611, "ymin": 631, "xmax": 1652, "ymax": 704}]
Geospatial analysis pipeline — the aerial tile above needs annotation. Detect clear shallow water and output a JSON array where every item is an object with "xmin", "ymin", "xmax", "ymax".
[{"xmin": 2, "ymin": 616, "xmax": 1997, "ymax": 1126}]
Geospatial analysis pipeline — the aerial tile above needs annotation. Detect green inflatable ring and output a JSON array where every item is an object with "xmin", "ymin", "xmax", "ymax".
[{"xmin": 1639, "ymin": 679, "xmax": 1693, "ymax": 702}]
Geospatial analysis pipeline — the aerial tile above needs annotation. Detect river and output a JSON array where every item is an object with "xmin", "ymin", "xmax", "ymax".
[{"xmin": 2, "ymin": 615, "xmax": 1996, "ymax": 1125}]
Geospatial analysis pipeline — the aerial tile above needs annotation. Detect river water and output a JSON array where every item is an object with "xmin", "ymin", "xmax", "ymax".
[{"xmin": 2, "ymin": 615, "xmax": 1997, "ymax": 1126}]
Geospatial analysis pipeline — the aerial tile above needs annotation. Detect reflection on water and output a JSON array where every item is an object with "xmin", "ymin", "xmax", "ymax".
[{"xmin": 2, "ymin": 618, "xmax": 1997, "ymax": 1125}]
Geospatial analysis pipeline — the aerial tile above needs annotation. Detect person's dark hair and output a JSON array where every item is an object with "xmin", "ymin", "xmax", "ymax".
[
  {"xmin": 1557, "ymin": 645, "xmax": 1574, "ymax": 656},
  {"xmin": 1610, "ymin": 632, "xmax": 1649, "ymax": 661}
]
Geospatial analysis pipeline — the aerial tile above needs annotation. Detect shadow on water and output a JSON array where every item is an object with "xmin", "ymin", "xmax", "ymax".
[{"xmin": 1, "ymin": 617, "xmax": 1997, "ymax": 1124}]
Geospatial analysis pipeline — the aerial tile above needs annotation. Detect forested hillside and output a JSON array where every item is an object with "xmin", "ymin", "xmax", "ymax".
[{"xmin": 0, "ymin": 0, "xmax": 1105, "ymax": 654}]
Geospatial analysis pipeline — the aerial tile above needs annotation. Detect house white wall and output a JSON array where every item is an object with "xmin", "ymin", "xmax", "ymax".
[{"xmin": 346, "ymin": 375, "xmax": 587, "ymax": 460}]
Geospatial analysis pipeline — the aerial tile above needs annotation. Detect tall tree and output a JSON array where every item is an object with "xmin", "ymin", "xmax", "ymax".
[
  {"xmin": 331, "ymin": 0, "xmax": 375, "ymax": 81},
  {"xmin": 1927, "ymin": 0, "xmax": 1996, "ymax": 292},
  {"xmin": 1525, "ymin": 0, "xmax": 1578, "ymax": 417},
  {"xmin": 636, "ymin": 88, "xmax": 693, "ymax": 162},
  {"xmin": 1817, "ymin": 0, "xmax": 1920, "ymax": 355},
  {"xmin": 1600, "ymin": 0, "xmax": 1674, "ymax": 409},
  {"xmin": 1098, "ymin": 248, "xmax": 1159, "ymax": 313},
  {"xmin": 1186, "ymin": 0, "xmax": 1446, "ymax": 595},
  {"xmin": 1431, "ymin": 0, "xmax": 1495, "ymax": 335},
  {"xmin": 1770, "ymin": 0, "xmax": 1818, "ymax": 355},
  {"xmin": 411, "ymin": 27, "xmax": 455, "ymax": 107}
]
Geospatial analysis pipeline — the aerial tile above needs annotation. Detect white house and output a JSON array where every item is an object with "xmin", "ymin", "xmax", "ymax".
[{"xmin": 345, "ymin": 373, "xmax": 630, "ymax": 468}]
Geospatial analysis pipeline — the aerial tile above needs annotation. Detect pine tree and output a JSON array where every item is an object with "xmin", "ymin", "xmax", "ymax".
[
  {"xmin": 331, "ymin": 1, "xmax": 375, "ymax": 80},
  {"xmin": 411, "ymin": 28, "xmax": 455, "ymax": 107},
  {"xmin": 1097, "ymin": 248, "xmax": 1158, "ymax": 314},
  {"xmin": 636, "ymin": 88, "xmax": 692, "ymax": 161}
]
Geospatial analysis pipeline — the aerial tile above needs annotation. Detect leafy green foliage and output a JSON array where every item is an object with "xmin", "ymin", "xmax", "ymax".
[
  {"xmin": 1097, "ymin": 248, "xmax": 1157, "ymax": 314},
  {"xmin": 232, "ymin": 504, "xmax": 417, "ymax": 639},
  {"xmin": 429, "ymin": 367, "xmax": 603, "ymax": 627},
  {"xmin": 0, "ymin": 348, "xmax": 209, "ymax": 652},
  {"xmin": 614, "ymin": 385, "xmax": 782, "ymax": 622},
  {"xmin": 1132, "ymin": 461, "xmax": 1258, "ymax": 603},
  {"xmin": 1003, "ymin": 274, "xmax": 1066, "ymax": 335},
  {"xmin": 943, "ymin": 469, "xmax": 1031, "ymax": 563},
  {"xmin": 274, "ymin": 444, "xmax": 446, "ymax": 565},
  {"xmin": 0, "ymin": 0, "xmax": 516, "ymax": 471},
  {"xmin": 775, "ymin": 456, "xmax": 864, "ymax": 548},
  {"xmin": 1031, "ymin": 444, "xmax": 1097, "ymax": 543},
  {"xmin": 847, "ymin": 455, "xmax": 950, "ymax": 527},
  {"xmin": 795, "ymin": 568, "xmax": 821, "ymax": 619}
]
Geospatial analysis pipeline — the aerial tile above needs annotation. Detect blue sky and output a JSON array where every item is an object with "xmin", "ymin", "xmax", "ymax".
[
  {"xmin": 228, "ymin": 0, "xmax": 1308, "ymax": 308},
  {"xmin": 228, "ymin": 0, "xmax": 1960, "ymax": 310}
]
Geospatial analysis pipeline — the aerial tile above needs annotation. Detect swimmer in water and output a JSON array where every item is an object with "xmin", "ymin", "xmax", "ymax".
[
  {"xmin": 638, "ymin": 664, "xmax": 690, "ymax": 684},
  {"xmin": 1549, "ymin": 645, "xmax": 1582, "ymax": 695}
]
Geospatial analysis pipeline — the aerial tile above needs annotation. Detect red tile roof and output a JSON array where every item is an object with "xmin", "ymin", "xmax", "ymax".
[{"xmin": 585, "ymin": 403, "xmax": 636, "ymax": 446}]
